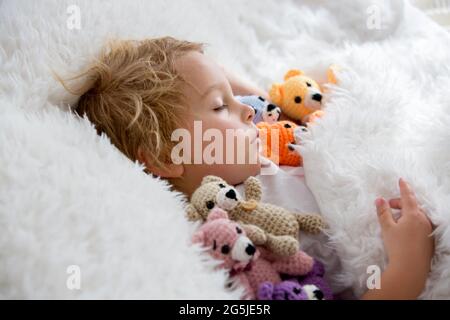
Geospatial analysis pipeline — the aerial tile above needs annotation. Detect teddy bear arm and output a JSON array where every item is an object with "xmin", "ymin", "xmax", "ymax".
[
  {"xmin": 271, "ymin": 250, "xmax": 314, "ymax": 276},
  {"xmin": 239, "ymin": 223, "xmax": 267, "ymax": 246},
  {"xmin": 234, "ymin": 274, "xmax": 255, "ymax": 300},
  {"xmin": 296, "ymin": 213, "xmax": 327, "ymax": 234},
  {"xmin": 307, "ymin": 110, "xmax": 325, "ymax": 124},
  {"xmin": 301, "ymin": 113, "xmax": 312, "ymax": 125},
  {"xmin": 265, "ymin": 234, "xmax": 299, "ymax": 257}
]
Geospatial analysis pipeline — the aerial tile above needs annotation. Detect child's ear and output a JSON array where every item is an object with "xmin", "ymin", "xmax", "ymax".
[{"xmin": 137, "ymin": 146, "xmax": 184, "ymax": 178}]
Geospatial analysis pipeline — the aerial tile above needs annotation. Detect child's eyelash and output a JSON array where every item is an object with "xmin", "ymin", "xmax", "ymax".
[{"xmin": 214, "ymin": 104, "xmax": 228, "ymax": 111}]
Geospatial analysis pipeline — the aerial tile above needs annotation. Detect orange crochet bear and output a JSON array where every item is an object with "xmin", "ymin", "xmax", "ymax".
[
  {"xmin": 257, "ymin": 120, "xmax": 302, "ymax": 167},
  {"xmin": 269, "ymin": 65, "xmax": 339, "ymax": 124}
]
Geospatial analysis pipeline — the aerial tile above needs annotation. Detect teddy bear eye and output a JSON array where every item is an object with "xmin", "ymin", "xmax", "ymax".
[
  {"xmin": 221, "ymin": 244, "xmax": 230, "ymax": 254},
  {"xmin": 293, "ymin": 287, "xmax": 302, "ymax": 294},
  {"xmin": 284, "ymin": 123, "xmax": 292, "ymax": 128},
  {"xmin": 236, "ymin": 226, "xmax": 242, "ymax": 234},
  {"xmin": 206, "ymin": 200, "xmax": 215, "ymax": 209},
  {"xmin": 306, "ymin": 82, "xmax": 312, "ymax": 87},
  {"xmin": 218, "ymin": 183, "xmax": 226, "ymax": 188},
  {"xmin": 294, "ymin": 96, "xmax": 302, "ymax": 104}
]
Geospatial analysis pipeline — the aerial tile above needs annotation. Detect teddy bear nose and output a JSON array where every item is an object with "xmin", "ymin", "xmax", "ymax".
[
  {"xmin": 314, "ymin": 290, "xmax": 324, "ymax": 300},
  {"xmin": 245, "ymin": 243, "xmax": 256, "ymax": 256},
  {"xmin": 225, "ymin": 189, "xmax": 237, "ymax": 200},
  {"xmin": 312, "ymin": 93, "xmax": 322, "ymax": 102}
]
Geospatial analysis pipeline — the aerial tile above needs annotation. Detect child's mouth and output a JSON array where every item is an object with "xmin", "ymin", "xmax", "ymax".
[{"xmin": 251, "ymin": 129, "xmax": 259, "ymax": 144}]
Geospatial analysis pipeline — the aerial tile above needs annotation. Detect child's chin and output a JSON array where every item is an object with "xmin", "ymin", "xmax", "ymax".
[
  {"xmin": 242, "ymin": 162, "xmax": 261, "ymax": 179},
  {"xmin": 223, "ymin": 163, "xmax": 261, "ymax": 186}
]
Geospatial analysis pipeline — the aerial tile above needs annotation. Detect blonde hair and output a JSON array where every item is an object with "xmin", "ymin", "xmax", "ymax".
[{"xmin": 61, "ymin": 37, "xmax": 203, "ymax": 170}]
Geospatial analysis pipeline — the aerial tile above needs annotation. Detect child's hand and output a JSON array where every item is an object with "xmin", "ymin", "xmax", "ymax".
[
  {"xmin": 361, "ymin": 178, "xmax": 434, "ymax": 300},
  {"xmin": 375, "ymin": 179, "xmax": 434, "ymax": 271},
  {"xmin": 375, "ymin": 178, "xmax": 434, "ymax": 279}
]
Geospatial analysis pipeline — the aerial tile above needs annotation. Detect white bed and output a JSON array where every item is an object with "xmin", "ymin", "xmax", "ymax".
[{"xmin": 1, "ymin": 0, "xmax": 449, "ymax": 299}]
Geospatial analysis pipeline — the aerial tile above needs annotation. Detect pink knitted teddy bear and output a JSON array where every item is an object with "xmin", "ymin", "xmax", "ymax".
[{"xmin": 192, "ymin": 207, "xmax": 314, "ymax": 299}]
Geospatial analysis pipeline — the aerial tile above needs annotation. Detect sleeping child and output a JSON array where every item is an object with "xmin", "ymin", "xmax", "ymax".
[{"xmin": 62, "ymin": 37, "xmax": 434, "ymax": 299}]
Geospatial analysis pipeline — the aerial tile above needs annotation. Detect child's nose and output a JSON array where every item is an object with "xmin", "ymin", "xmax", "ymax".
[{"xmin": 240, "ymin": 102, "xmax": 255, "ymax": 123}]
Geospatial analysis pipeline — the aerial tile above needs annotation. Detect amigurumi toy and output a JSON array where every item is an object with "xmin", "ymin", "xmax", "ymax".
[
  {"xmin": 286, "ymin": 125, "xmax": 309, "ymax": 159},
  {"xmin": 257, "ymin": 260, "xmax": 334, "ymax": 300},
  {"xmin": 295, "ymin": 260, "xmax": 334, "ymax": 300},
  {"xmin": 192, "ymin": 207, "xmax": 314, "ymax": 299},
  {"xmin": 258, "ymin": 260, "xmax": 333, "ymax": 300},
  {"xmin": 236, "ymin": 95, "xmax": 281, "ymax": 124},
  {"xmin": 257, "ymin": 120, "xmax": 303, "ymax": 167},
  {"xmin": 269, "ymin": 66, "xmax": 339, "ymax": 124},
  {"xmin": 186, "ymin": 175, "xmax": 326, "ymax": 257},
  {"xmin": 258, "ymin": 280, "xmax": 325, "ymax": 300}
]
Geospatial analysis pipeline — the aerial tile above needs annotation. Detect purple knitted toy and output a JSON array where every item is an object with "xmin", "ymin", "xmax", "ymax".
[
  {"xmin": 258, "ymin": 260, "xmax": 333, "ymax": 300},
  {"xmin": 258, "ymin": 280, "xmax": 327, "ymax": 300},
  {"xmin": 258, "ymin": 280, "xmax": 310, "ymax": 300},
  {"xmin": 296, "ymin": 260, "xmax": 333, "ymax": 300}
]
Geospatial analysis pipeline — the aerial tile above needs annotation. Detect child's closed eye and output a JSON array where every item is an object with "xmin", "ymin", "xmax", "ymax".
[{"xmin": 213, "ymin": 104, "xmax": 229, "ymax": 112}]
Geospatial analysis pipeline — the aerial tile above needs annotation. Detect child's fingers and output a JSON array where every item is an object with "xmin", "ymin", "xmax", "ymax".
[
  {"xmin": 388, "ymin": 198, "xmax": 402, "ymax": 209},
  {"xmin": 375, "ymin": 198, "xmax": 395, "ymax": 228},
  {"xmin": 399, "ymin": 178, "xmax": 419, "ymax": 213}
]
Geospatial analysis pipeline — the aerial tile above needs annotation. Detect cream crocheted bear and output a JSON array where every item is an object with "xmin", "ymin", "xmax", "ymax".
[{"xmin": 186, "ymin": 175, "xmax": 326, "ymax": 257}]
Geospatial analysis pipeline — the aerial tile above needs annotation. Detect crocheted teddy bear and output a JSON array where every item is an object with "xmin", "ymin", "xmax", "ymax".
[
  {"xmin": 258, "ymin": 260, "xmax": 333, "ymax": 300},
  {"xmin": 186, "ymin": 175, "xmax": 326, "ymax": 257},
  {"xmin": 269, "ymin": 66, "xmax": 339, "ymax": 124},
  {"xmin": 236, "ymin": 97, "xmax": 308, "ymax": 166},
  {"xmin": 192, "ymin": 207, "xmax": 314, "ymax": 299},
  {"xmin": 235, "ymin": 95, "xmax": 281, "ymax": 125},
  {"xmin": 286, "ymin": 124, "xmax": 309, "ymax": 159},
  {"xmin": 257, "ymin": 120, "xmax": 303, "ymax": 167},
  {"xmin": 294, "ymin": 260, "xmax": 333, "ymax": 300},
  {"xmin": 258, "ymin": 280, "xmax": 323, "ymax": 300}
]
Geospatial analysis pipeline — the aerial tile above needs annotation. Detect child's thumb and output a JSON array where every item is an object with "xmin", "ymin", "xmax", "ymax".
[{"xmin": 375, "ymin": 198, "xmax": 395, "ymax": 228}]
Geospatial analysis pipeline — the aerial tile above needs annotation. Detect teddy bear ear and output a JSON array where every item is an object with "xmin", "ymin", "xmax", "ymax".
[
  {"xmin": 201, "ymin": 175, "xmax": 224, "ymax": 185},
  {"xmin": 244, "ymin": 176, "xmax": 262, "ymax": 202},
  {"xmin": 185, "ymin": 203, "xmax": 203, "ymax": 221},
  {"xmin": 284, "ymin": 69, "xmax": 304, "ymax": 81},
  {"xmin": 269, "ymin": 84, "xmax": 283, "ymax": 106},
  {"xmin": 191, "ymin": 230, "xmax": 205, "ymax": 245},
  {"xmin": 207, "ymin": 207, "xmax": 228, "ymax": 221},
  {"xmin": 326, "ymin": 64, "xmax": 341, "ymax": 85}
]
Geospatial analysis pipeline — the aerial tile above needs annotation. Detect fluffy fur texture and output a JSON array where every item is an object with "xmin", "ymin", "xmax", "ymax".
[{"xmin": 1, "ymin": 0, "xmax": 449, "ymax": 299}]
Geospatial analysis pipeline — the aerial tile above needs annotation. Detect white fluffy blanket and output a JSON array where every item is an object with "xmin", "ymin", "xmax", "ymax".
[{"xmin": 1, "ymin": 0, "xmax": 449, "ymax": 299}]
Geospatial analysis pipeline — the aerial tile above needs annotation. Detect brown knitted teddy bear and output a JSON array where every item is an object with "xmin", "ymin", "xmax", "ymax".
[{"xmin": 186, "ymin": 175, "xmax": 326, "ymax": 257}]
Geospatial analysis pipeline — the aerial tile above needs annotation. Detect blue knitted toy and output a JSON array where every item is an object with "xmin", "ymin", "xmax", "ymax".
[{"xmin": 236, "ymin": 95, "xmax": 281, "ymax": 124}]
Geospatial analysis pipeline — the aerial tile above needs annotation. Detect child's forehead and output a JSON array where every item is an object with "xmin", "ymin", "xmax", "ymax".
[{"xmin": 175, "ymin": 51, "xmax": 224, "ymax": 98}]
